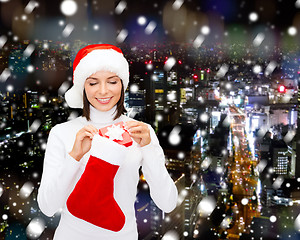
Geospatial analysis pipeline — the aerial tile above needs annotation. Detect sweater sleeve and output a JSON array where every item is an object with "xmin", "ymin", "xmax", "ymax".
[
  {"xmin": 37, "ymin": 126, "xmax": 82, "ymax": 217},
  {"xmin": 141, "ymin": 125, "xmax": 178, "ymax": 213}
]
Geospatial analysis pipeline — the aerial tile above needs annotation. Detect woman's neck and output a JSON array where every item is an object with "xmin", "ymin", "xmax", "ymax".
[{"xmin": 89, "ymin": 104, "xmax": 118, "ymax": 124}]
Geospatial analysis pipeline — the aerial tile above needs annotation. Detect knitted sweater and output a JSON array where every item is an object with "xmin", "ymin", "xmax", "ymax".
[{"xmin": 37, "ymin": 105, "xmax": 178, "ymax": 240}]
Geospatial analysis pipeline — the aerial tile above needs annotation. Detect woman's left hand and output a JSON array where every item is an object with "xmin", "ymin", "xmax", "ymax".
[{"xmin": 125, "ymin": 121, "xmax": 151, "ymax": 147}]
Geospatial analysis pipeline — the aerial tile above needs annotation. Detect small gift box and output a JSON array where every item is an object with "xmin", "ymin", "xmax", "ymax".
[{"xmin": 99, "ymin": 121, "xmax": 133, "ymax": 147}]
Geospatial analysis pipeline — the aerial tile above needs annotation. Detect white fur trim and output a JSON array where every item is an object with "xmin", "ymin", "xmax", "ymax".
[
  {"xmin": 64, "ymin": 85, "xmax": 83, "ymax": 109},
  {"xmin": 65, "ymin": 49, "xmax": 129, "ymax": 109},
  {"xmin": 90, "ymin": 134, "xmax": 127, "ymax": 166}
]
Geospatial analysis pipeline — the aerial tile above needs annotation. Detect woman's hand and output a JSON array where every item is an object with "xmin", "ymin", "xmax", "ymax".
[
  {"xmin": 125, "ymin": 121, "xmax": 151, "ymax": 147},
  {"xmin": 69, "ymin": 125, "xmax": 98, "ymax": 161}
]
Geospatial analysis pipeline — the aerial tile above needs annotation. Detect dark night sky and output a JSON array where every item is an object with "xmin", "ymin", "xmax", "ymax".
[
  {"xmin": 0, "ymin": 0, "xmax": 299, "ymax": 43},
  {"xmin": 0, "ymin": 0, "xmax": 300, "ymax": 92}
]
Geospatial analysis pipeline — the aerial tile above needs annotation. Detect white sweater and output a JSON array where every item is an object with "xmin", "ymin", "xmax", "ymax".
[{"xmin": 37, "ymin": 105, "xmax": 178, "ymax": 240}]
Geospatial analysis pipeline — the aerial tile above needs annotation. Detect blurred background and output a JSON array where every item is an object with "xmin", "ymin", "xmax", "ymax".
[{"xmin": 0, "ymin": 0, "xmax": 300, "ymax": 239}]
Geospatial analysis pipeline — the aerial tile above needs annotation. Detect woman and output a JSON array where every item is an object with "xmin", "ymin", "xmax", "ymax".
[{"xmin": 37, "ymin": 44, "xmax": 178, "ymax": 239}]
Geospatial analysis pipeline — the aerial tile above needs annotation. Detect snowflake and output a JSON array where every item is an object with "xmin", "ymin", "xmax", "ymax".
[{"xmin": 105, "ymin": 124, "xmax": 125, "ymax": 141}]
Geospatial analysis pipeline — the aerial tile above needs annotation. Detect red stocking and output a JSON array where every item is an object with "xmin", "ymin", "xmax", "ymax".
[{"xmin": 67, "ymin": 133, "xmax": 129, "ymax": 232}]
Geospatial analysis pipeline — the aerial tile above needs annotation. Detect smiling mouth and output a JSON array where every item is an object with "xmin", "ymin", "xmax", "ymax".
[{"xmin": 96, "ymin": 97, "xmax": 112, "ymax": 104}]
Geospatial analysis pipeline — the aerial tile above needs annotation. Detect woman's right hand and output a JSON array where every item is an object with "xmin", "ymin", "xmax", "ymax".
[{"xmin": 69, "ymin": 125, "xmax": 98, "ymax": 161}]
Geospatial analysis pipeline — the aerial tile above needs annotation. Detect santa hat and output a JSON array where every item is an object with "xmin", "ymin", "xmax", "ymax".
[{"xmin": 65, "ymin": 44, "xmax": 129, "ymax": 109}]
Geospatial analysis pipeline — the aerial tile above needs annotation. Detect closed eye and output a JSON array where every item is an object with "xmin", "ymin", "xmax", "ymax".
[{"xmin": 108, "ymin": 81, "xmax": 118, "ymax": 84}]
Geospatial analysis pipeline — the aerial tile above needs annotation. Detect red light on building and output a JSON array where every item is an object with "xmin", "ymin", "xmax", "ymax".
[
  {"xmin": 278, "ymin": 85, "xmax": 286, "ymax": 93},
  {"xmin": 178, "ymin": 60, "xmax": 182, "ymax": 64}
]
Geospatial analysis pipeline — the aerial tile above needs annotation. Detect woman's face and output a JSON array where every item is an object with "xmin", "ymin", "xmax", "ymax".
[{"xmin": 84, "ymin": 70, "xmax": 122, "ymax": 112}]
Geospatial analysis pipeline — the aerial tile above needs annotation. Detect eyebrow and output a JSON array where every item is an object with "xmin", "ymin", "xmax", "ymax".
[
  {"xmin": 86, "ymin": 75, "xmax": 119, "ymax": 81},
  {"xmin": 107, "ymin": 75, "xmax": 119, "ymax": 80}
]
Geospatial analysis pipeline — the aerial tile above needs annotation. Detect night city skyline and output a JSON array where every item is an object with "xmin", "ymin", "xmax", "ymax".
[{"xmin": 0, "ymin": 0, "xmax": 300, "ymax": 240}]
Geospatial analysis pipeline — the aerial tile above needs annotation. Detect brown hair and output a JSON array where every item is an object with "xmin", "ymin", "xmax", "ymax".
[{"xmin": 82, "ymin": 81, "xmax": 127, "ymax": 121}]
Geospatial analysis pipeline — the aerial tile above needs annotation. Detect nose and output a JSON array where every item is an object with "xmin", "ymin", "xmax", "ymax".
[{"xmin": 98, "ymin": 82, "xmax": 108, "ymax": 95}]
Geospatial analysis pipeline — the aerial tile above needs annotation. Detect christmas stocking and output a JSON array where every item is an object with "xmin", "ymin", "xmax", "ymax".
[{"xmin": 67, "ymin": 122, "xmax": 132, "ymax": 232}]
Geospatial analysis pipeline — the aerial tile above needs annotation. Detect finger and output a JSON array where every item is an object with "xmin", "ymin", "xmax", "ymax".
[
  {"xmin": 129, "ymin": 130, "xmax": 150, "ymax": 140},
  {"xmin": 91, "ymin": 126, "xmax": 99, "ymax": 135},
  {"xmin": 129, "ymin": 132, "xmax": 144, "ymax": 139},
  {"xmin": 84, "ymin": 125, "xmax": 98, "ymax": 135},
  {"xmin": 127, "ymin": 125, "xmax": 144, "ymax": 133},
  {"xmin": 78, "ymin": 126, "xmax": 95, "ymax": 136},
  {"xmin": 130, "ymin": 132, "xmax": 151, "ymax": 146},
  {"xmin": 85, "ymin": 131, "xmax": 95, "ymax": 139},
  {"xmin": 85, "ymin": 125, "xmax": 98, "ymax": 133},
  {"xmin": 78, "ymin": 131, "xmax": 94, "ymax": 140},
  {"xmin": 127, "ymin": 124, "xmax": 148, "ymax": 133},
  {"xmin": 125, "ymin": 121, "xmax": 142, "ymax": 129},
  {"xmin": 130, "ymin": 135, "xmax": 141, "ymax": 143}
]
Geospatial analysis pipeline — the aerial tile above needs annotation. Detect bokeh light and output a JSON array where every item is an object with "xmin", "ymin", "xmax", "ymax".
[
  {"xmin": 249, "ymin": 12, "xmax": 258, "ymax": 22},
  {"xmin": 162, "ymin": 230, "xmax": 179, "ymax": 240},
  {"xmin": 137, "ymin": 16, "xmax": 147, "ymax": 26},
  {"xmin": 241, "ymin": 198, "xmax": 249, "ymax": 205},
  {"xmin": 60, "ymin": 0, "xmax": 78, "ymax": 16},
  {"xmin": 288, "ymin": 26, "xmax": 297, "ymax": 36},
  {"xmin": 270, "ymin": 215, "xmax": 277, "ymax": 223},
  {"xmin": 26, "ymin": 217, "xmax": 45, "ymax": 239},
  {"xmin": 197, "ymin": 196, "xmax": 216, "ymax": 217},
  {"xmin": 201, "ymin": 25, "xmax": 210, "ymax": 35}
]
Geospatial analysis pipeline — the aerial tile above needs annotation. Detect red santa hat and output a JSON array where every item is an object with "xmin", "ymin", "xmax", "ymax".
[{"xmin": 65, "ymin": 44, "xmax": 129, "ymax": 108}]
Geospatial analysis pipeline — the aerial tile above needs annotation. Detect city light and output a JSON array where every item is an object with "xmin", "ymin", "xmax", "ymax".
[{"xmin": 278, "ymin": 85, "xmax": 286, "ymax": 93}]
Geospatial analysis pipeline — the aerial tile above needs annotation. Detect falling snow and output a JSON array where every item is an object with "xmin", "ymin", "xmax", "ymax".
[
  {"xmin": 117, "ymin": 29, "xmax": 128, "ymax": 43},
  {"xmin": 162, "ymin": 229, "xmax": 180, "ymax": 240},
  {"xmin": 0, "ymin": 35, "xmax": 7, "ymax": 48},
  {"xmin": 0, "ymin": 0, "xmax": 299, "ymax": 239},
  {"xmin": 197, "ymin": 196, "xmax": 216, "ymax": 217},
  {"xmin": 164, "ymin": 57, "xmax": 176, "ymax": 71},
  {"xmin": 168, "ymin": 126, "xmax": 181, "ymax": 145},
  {"xmin": 145, "ymin": 21, "xmax": 157, "ymax": 35},
  {"xmin": 137, "ymin": 16, "xmax": 147, "ymax": 26},
  {"xmin": 115, "ymin": 1, "xmax": 127, "ymax": 15},
  {"xmin": 216, "ymin": 64, "xmax": 229, "ymax": 78},
  {"xmin": 62, "ymin": 23, "xmax": 74, "ymax": 38},
  {"xmin": 60, "ymin": 0, "xmax": 78, "ymax": 16},
  {"xmin": 26, "ymin": 217, "xmax": 45, "ymax": 239},
  {"xmin": 172, "ymin": 0, "xmax": 184, "ymax": 11},
  {"xmin": 249, "ymin": 12, "xmax": 259, "ymax": 22},
  {"xmin": 24, "ymin": 1, "xmax": 39, "ymax": 14},
  {"xmin": 0, "ymin": 68, "xmax": 11, "ymax": 82},
  {"xmin": 193, "ymin": 34, "xmax": 205, "ymax": 48},
  {"xmin": 253, "ymin": 33, "xmax": 265, "ymax": 47},
  {"xmin": 288, "ymin": 26, "xmax": 297, "ymax": 36}
]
